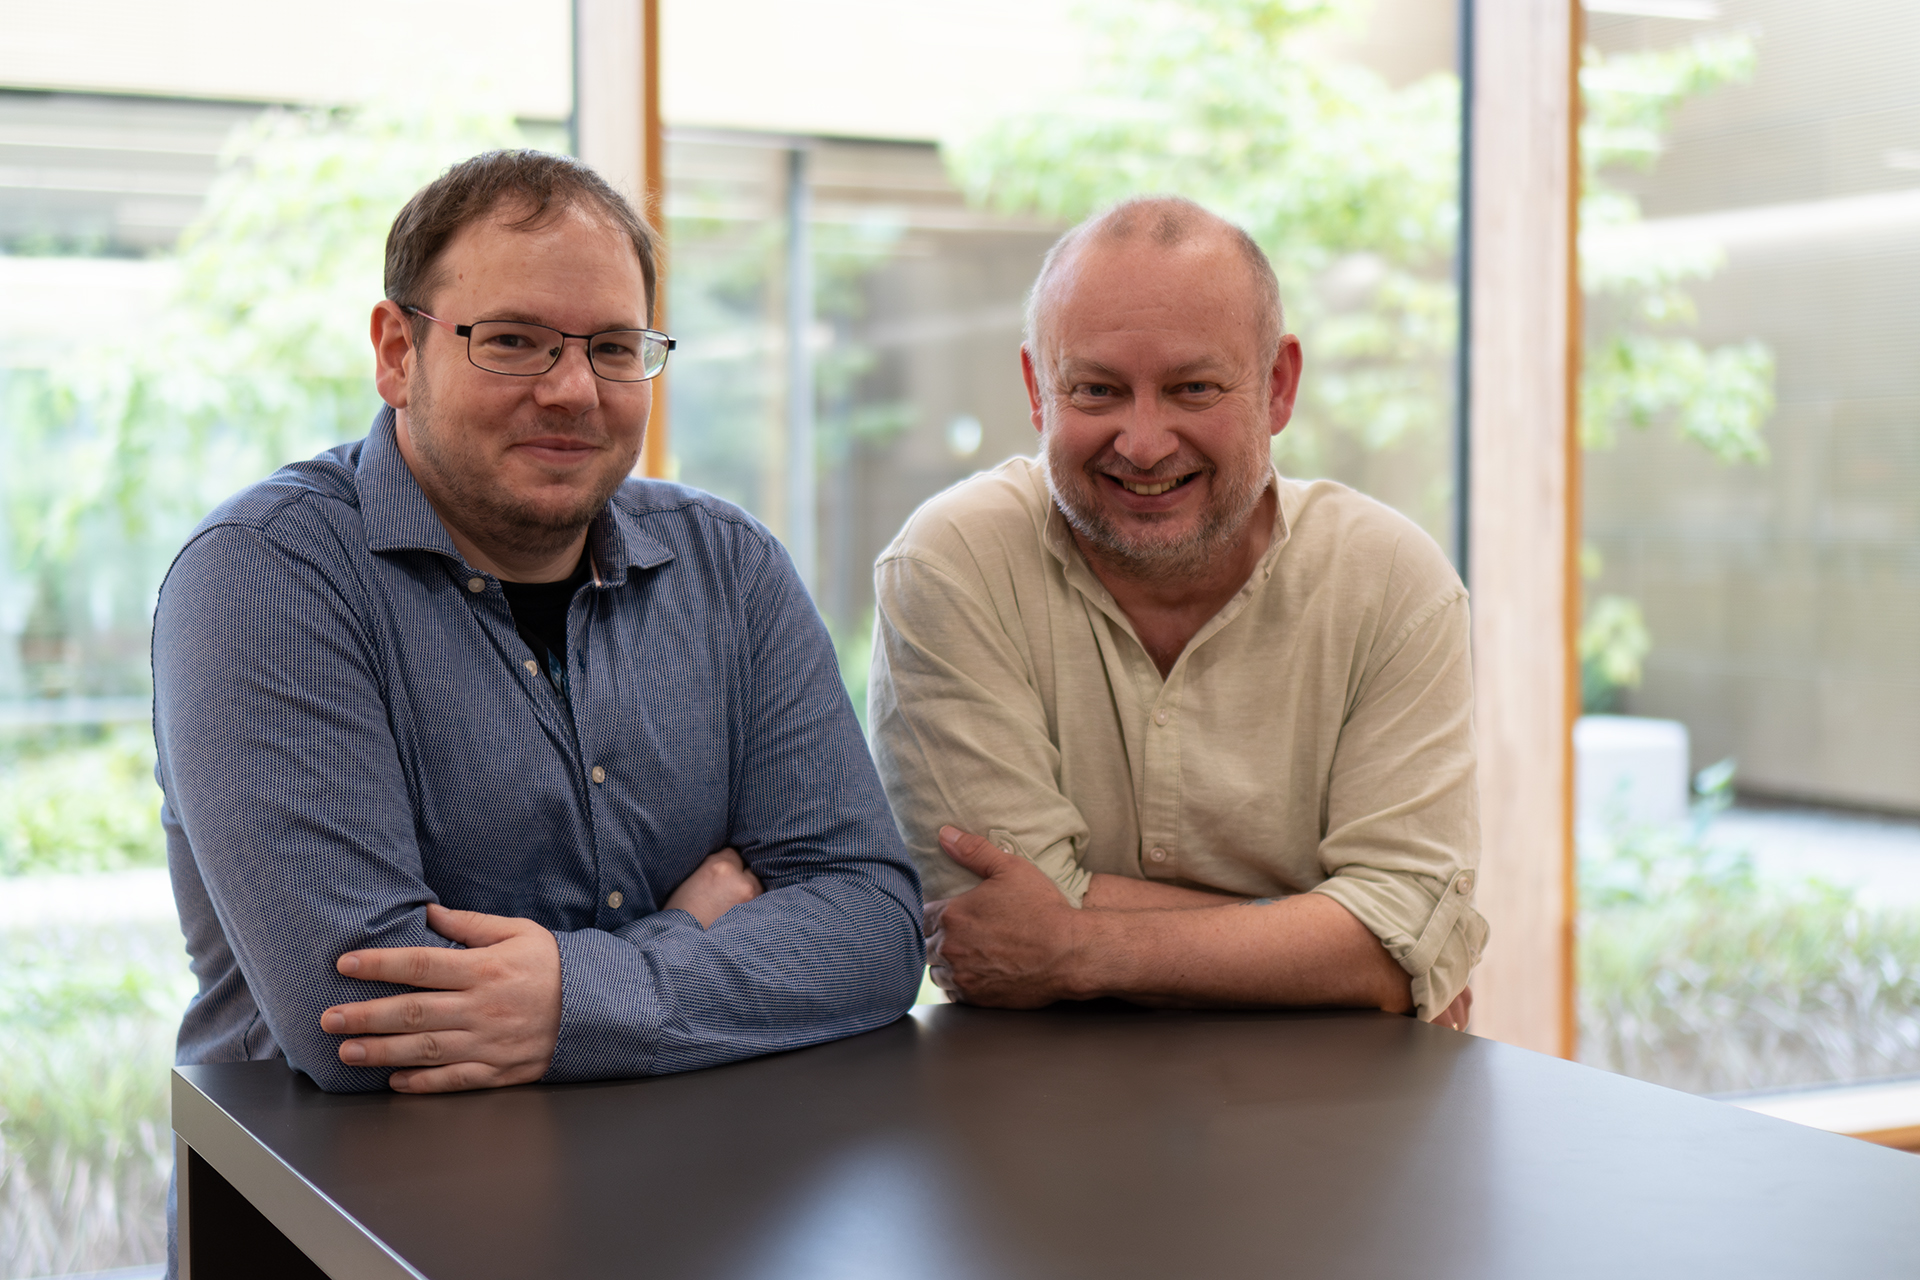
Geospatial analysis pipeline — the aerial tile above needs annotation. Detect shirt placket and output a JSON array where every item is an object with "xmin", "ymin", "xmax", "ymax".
[{"xmin": 1137, "ymin": 658, "xmax": 1184, "ymax": 879}]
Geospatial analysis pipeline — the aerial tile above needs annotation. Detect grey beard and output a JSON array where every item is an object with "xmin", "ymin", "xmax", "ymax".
[{"xmin": 1044, "ymin": 455, "xmax": 1269, "ymax": 586}]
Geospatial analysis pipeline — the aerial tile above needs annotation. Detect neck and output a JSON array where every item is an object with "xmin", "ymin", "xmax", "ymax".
[
  {"xmin": 437, "ymin": 508, "xmax": 589, "ymax": 584},
  {"xmin": 1075, "ymin": 485, "xmax": 1275, "ymax": 677}
]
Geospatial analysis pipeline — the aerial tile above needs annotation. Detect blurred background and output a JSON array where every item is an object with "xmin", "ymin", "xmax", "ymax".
[{"xmin": 0, "ymin": 0, "xmax": 1916, "ymax": 1273}]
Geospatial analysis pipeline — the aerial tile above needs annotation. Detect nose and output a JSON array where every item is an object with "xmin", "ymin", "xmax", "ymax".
[
  {"xmin": 534, "ymin": 337, "xmax": 602, "ymax": 413},
  {"xmin": 1110, "ymin": 392, "xmax": 1181, "ymax": 472}
]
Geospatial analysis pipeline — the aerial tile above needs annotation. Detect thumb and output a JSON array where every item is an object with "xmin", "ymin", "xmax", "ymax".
[
  {"xmin": 424, "ymin": 902, "xmax": 525, "ymax": 948},
  {"xmin": 939, "ymin": 826, "xmax": 1020, "ymax": 878}
]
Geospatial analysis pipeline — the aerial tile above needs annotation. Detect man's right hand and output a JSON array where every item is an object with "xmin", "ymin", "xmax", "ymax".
[{"xmin": 665, "ymin": 847, "xmax": 764, "ymax": 927}]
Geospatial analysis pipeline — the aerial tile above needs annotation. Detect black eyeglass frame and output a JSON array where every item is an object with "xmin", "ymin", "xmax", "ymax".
[{"xmin": 402, "ymin": 306, "xmax": 675, "ymax": 382}]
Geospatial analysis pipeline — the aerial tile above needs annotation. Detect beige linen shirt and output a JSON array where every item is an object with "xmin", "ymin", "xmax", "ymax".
[{"xmin": 868, "ymin": 456, "xmax": 1486, "ymax": 1019}]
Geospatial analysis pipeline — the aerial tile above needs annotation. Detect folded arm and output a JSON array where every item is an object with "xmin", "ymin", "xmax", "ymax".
[{"xmin": 159, "ymin": 520, "xmax": 920, "ymax": 1094}]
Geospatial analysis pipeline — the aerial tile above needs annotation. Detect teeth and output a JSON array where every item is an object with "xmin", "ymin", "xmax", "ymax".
[{"xmin": 1122, "ymin": 478, "xmax": 1179, "ymax": 496}]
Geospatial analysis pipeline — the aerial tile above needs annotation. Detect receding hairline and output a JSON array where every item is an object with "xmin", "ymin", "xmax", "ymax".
[{"xmin": 1024, "ymin": 196, "xmax": 1285, "ymax": 375}]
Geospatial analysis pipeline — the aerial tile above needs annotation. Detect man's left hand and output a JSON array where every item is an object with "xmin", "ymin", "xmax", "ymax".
[
  {"xmin": 924, "ymin": 826, "xmax": 1083, "ymax": 1007},
  {"xmin": 321, "ymin": 903, "xmax": 562, "ymax": 1093}
]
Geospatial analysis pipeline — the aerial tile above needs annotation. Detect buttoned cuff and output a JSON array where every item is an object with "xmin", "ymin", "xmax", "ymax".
[
  {"xmin": 1000, "ymin": 830, "xmax": 1092, "ymax": 907},
  {"xmin": 1312, "ymin": 868, "xmax": 1488, "ymax": 1021}
]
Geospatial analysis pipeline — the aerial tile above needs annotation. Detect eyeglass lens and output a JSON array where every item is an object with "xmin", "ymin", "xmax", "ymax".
[{"xmin": 467, "ymin": 321, "xmax": 670, "ymax": 381}]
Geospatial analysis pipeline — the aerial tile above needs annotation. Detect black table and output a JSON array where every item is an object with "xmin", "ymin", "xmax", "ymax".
[{"xmin": 173, "ymin": 1003, "xmax": 1920, "ymax": 1279}]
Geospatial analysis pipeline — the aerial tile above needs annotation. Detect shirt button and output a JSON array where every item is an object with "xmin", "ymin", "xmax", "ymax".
[
  {"xmin": 523, "ymin": 659, "xmax": 538, "ymax": 675},
  {"xmin": 1154, "ymin": 710, "xmax": 1170, "ymax": 726},
  {"xmin": 467, "ymin": 576, "xmax": 486, "ymax": 593},
  {"xmin": 591, "ymin": 766, "xmax": 606, "ymax": 784},
  {"xmin": 1148, "ymin": 847, "xmax": 1168, "ymax": 863},
  {"xmin": 607, "ymin": 890, "xmax": 624, "ymax": 909},
  {"xmin": 1455, "ymin": 872, "xmax": 1474, "ymax": 894}
]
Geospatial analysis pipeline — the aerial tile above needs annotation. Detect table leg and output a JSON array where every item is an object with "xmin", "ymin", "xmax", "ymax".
[{"xmin": 180, "ymin": 1138, "xmax": 329, "ymax": 1279}]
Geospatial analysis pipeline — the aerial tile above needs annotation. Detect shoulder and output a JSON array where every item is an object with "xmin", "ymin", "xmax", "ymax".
[
  {"xmin": 878, "ymin": 456, "xmax": 1051, "ymax": 582},
  {"xmin": 608, "ymin": 477, "xmax": 784, "ymax": 568},
  {"xmin": 1279, "ymin": 477, "xmax": 1465, "ymax": 628},
  {"xmin": 174, "ymin": 441, "xmax": 367, "ymax": 567}
]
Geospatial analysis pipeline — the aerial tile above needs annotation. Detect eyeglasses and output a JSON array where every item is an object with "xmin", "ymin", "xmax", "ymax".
[{"xmin": 403, "ymin": 307, "xmax": 674, "ymax": 382}]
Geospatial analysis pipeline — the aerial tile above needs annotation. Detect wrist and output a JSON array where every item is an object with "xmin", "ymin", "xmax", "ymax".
[{"xmin": 1062, "ymin": 906, "xmax": 1118, "ymax": 1000}]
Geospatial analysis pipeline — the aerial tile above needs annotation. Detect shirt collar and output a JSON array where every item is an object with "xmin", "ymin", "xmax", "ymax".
[{"xmin": 355, "ymin": 404, "xmax": 676, "ymax": 584}]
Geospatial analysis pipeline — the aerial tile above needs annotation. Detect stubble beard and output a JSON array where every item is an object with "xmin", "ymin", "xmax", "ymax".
[
  {"xmin": 1043, "ymin": 428, "xmax": 1272, "ymax": 586},
  {"xmin": 405, "ymin": 368, "xmax": 631, "ymax": 564}
]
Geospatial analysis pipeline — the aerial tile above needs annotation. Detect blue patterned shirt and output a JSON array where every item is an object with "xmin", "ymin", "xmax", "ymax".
[{"xmin": 154, "ymin": 407, "xmax": 923, "ymax": 1092}]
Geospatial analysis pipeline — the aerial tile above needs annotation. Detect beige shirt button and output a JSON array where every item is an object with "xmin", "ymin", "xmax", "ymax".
[
  {"xmin": 1455, "ymin": 871, "xmax": 1474, "ymax": 894},
  {"xmin": 1148, "ymin": 846, "xmax": 1168, "ymax": 863},
  {"xmin": 1154, "ymin": 710, "xmax": 1170, "ymax": 726},
  {"xmin": 607, "ymin": 890, "xmax": 624, "ymax": 909},
  {"xmin": 524, "ymin": 659, "xmax": 539, "ymax": 675},
  {"xmin": 467, "ymin": 576, "xmax": 486, "ymax": 593},
  {"xmin": 591, "ymin": 766, "xmax": 606, "ymax": 784}
]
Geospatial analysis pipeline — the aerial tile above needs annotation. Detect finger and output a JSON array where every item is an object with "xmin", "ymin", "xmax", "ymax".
[
  {"xmin": 336, "ymin": 1028, "xmax": 483, "ymax": 1069},
  {"xmin": 322, "ymin": 990, "xmax": 472, "ymax": 1037},
  {"xmin": 923, "ymin": 897, "xmax": 951, "ymax": 934},
  {"xmin": 423, "ymin": 902, "xmax": 528, "ymax": 949},
  {"xmin": 938, "ymin": 826, "xmax": 1019, "ymax": 877},
  {"xmin": 388, "ymin": 1061, "xmax": 507, "ymax": 1094},
  {"xmin": 336, "ymin": 942, "xmax": 480, "ymax": 990},
  {"xmin": 707, "ymin": 847, "xmax": 745, "ymax": 871}
]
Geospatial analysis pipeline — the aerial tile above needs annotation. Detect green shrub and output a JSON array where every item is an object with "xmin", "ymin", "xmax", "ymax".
[
  {"xmin": 0, "ymin": 729, "xmax": 166, "ymax": 877},
  {"xmin": 1577, "ymin": 813, "xmax": 1920, "ymax": 1094},
  {"xmin": 1, "ymin": 920, "xmax": 190, "ymax": 1278}
]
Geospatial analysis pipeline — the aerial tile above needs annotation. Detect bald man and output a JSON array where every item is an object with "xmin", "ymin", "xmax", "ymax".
[{"xmin": 868, "ymin": 196, "xmax": 1483, "ymax": 1027}]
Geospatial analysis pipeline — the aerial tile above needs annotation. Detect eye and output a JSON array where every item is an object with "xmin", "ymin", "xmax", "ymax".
[
  {"xmin": 1074, "ymin": 383, "xmax": 1116, "ymax": 398},
  {"xmin": 1177, "ymin": 381, "xmax": 1214, "ymax": 395}
]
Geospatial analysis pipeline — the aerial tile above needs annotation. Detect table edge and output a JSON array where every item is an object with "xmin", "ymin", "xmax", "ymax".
[{"xmin": 171, "ymin": 1067, "xmax": 425, "ymax": 1280}]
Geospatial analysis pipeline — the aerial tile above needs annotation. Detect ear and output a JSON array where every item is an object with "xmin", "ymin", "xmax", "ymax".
[
  {"xmin": 1020, "ymin": 345, "xmax": 1046, "ymax": 436},
  {"xmin": 371, "ymin": 301, "xmax": 418, "ymax": 409},
  {"xmin": 1267, "ymin": 335, "xmax": 1304, "ymax": 438}
]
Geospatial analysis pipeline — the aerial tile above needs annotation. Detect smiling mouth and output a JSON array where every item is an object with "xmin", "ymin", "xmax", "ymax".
[{"xmin": 1111, "ymin": 473, "xmax": 1198, "ymax": 497}]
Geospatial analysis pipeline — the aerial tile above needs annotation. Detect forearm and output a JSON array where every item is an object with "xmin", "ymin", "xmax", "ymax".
[
  {"xmin": 1083, "ymin": 873, "xmax": 1249, "ymax": 911},
  {"xmin": 1064, "ymin": 892, "xmax": 1414, "ymax": 1013},
  {"xmin": 553, "ymin": 872, "xmax": 923, "ymax": 1080}
]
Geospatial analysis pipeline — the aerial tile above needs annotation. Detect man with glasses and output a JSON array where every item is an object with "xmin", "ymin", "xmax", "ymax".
[{"xmin": 153, "ymin": 151, "xmax": 923, "ymax": 1108}]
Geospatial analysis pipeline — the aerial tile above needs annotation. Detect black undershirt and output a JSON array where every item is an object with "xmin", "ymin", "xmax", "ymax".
[{"xmin": 500, "ymin": 555, "xmax": 591, "ymax": 695}]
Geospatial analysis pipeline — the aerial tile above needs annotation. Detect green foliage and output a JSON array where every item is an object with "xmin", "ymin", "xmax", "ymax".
[
  {"xmin": 946, "ymin": 0, "xmax": 1460, "ymax": 528},
  {"xmin": 1, "ymin": 920, "xmax": 191, "ymax": 1276},
  {"xmin": 1575, "ymin": 33, "xmax": 1776, "ymax": 704},
  {"xmin": 1580, "ymin": 882, "xmax": 1920, "ymax": 1094},
  {"xmin": 0, "ymin": 731, "xmax": 166, "ymax": 877},
  {"xmin": 1579, "ymin": 765, "xmax": 1920, "ymax": 1093},
  {"xmin": 1577, "ymin": 593, "xmax": 1652, "ymax": 714},
  {"xmin": 1578, "ymin": 36, "xmax": 1774, "ymax": 463},
  {"xmin": 3, "ymin": 101, "xmax": 529, "ymax": 691}
]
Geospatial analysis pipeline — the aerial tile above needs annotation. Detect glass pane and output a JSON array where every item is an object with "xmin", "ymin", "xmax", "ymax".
[
  {"xmin": 0, "ymin": 17, "xmax": 573, "ymax": 1274},
  {"xmin": 1578, "ymin": 0, "xmax": 1920, "ymax": 1096},
  {"xmin": 664, "ymin": 0, "xmax": 1465, "ymax": 716}
]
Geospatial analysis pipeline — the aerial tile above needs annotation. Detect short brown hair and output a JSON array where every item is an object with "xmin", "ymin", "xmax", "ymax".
[{"xmin": 384, "ymin": 150, "xmax": 660, "ymax": 325}]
